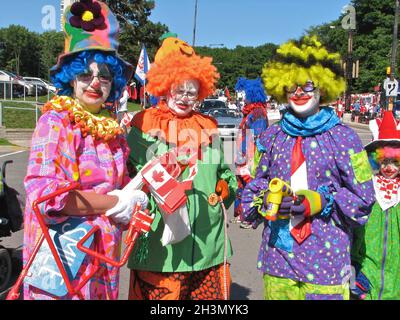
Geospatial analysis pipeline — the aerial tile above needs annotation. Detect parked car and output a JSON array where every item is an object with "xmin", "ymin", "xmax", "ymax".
[
  {"xmin": 0, "ymin": 70, "xmax": 27, "ymax": 98},
  {"xmin": 203, "ymin": 108, "xmax": 242, "ymax": 139},
  {"xmin": 23, "ymin": 77, "xmax": 56, "ymax": 93},
  {"xmin": 199, "ymin": 99, "xmax": 227, "ymax": 112},
  {"xmin": 9, "ymin": 72, "xmax": 49, "ymax": 96}
]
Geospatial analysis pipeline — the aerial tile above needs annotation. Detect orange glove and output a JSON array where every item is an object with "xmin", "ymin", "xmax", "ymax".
[{"xmin": 215, "ymin": 180, "xmax": 229, "ymax": 201}]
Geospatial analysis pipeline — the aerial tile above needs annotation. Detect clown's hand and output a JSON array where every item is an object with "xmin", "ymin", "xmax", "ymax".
[
  {"xmin": 105, "ymin": 189, "xmax": 149, "ymax": 225},
  {"xmin": 290, "ymin": 189, "xmax": 327, "ymax": 217},
  {"xmin": 215, "ymin": 180, "xmax": 229, "ymax": 201}
]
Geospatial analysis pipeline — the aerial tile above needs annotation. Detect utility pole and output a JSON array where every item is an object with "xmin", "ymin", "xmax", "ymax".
[
  {"xmin": 192, "ymin": 0, "xmax": 199, "ymax": 47},
  {"xmin": 341, "ymin": 4, "xmax": 357, "ymax": 112},
  {"xmin": 345, "ymin": 30, "xmax": 354, "ymax": 112},
  {"xmin": 388, "ymin": 0, "xmax": 400, "ymax": 111}
]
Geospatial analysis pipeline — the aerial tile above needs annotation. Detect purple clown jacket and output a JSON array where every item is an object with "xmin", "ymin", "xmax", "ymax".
[{"xmin": 241, "ymin": 109, "xmax": 375, "ymax": 286}]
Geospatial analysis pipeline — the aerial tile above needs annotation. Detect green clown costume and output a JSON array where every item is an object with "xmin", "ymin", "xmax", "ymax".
[
  {"xmin": 125, "ymin": 36, "xmax": 238, "ymax": 300},
  {"xmin": 351, "ymin": 111, "xmax": 400, "ymax": 300}
]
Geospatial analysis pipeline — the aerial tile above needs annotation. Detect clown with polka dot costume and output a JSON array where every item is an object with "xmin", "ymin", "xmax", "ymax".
[{"xmin": 241, "ymin": 36, "xmax": 375, "ymax": 300}]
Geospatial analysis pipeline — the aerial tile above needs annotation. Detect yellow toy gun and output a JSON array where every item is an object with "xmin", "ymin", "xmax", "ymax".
[{"xmin": 263, "ymin": 178, "xmax": 294, "ymax": 221}]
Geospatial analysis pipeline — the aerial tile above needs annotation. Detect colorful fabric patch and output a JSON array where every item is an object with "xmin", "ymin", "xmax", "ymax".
[
  {"xmin": 269, "ymin": 219, "xmax": 294, "ymax": 253},
  {"xmin": 350, "ymin": 150, "xmax": 373, "ymax": 183}
]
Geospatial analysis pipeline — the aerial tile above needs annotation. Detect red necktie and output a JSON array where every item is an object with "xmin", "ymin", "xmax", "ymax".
[{"xmin": 290, "ymin": 136, "xmax": 312, "ymax": 244}]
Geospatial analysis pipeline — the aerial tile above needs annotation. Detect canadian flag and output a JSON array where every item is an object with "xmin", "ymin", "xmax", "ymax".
[
  {"xmin": 121, "ymin": 112, "xmax": 134, "ymax": 128},
  {"xmin": 123, "ymin": 150, "xmax": 198, "ymax": 215}
]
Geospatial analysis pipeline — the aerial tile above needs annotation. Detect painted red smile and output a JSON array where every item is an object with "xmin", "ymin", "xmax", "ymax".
[
  {"xmin": 84, "ymin": 91, "xmax": 102, "ymax": 99},
  {"xmin": 290, "ymin": 96, "xmax": 311, "ymax": 106}
]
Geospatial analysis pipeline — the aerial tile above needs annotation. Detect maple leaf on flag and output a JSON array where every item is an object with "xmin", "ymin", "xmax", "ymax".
[{"xmin": 152, "ymin": 170, "xmax": 164, "ymax": 182}]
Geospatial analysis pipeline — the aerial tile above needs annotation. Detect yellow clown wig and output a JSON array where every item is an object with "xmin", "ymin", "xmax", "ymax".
[
  {"xmin": 146, "ymin": 38, "xmax": 220, "ymax": 101},
  {"xmin": 261, "ymin": 35, "xmax": 346, "ymax": 104}
]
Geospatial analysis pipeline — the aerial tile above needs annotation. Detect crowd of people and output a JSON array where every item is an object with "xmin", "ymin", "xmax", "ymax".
[{"xmin": 15, "ymin": 0, "xmax": 400, "ymax": 301}]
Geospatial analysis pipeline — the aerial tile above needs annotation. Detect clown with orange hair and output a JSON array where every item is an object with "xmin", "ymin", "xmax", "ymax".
[
  {"xmin": 351, "ymin": 111, "xmax": 400, "ymax": 300},
  {"xmin": 126, "ymin": 35, "xmax": 237, "ymax": 300}
]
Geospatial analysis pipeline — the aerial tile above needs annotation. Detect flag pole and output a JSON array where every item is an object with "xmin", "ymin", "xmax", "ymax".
[
  {"xmin": 143, "ymin": 44, "xmax": 147, "ymax": 109},
  {"xmin": 143, "ymin": 81, "xmax": 146, "ymax": 109}
]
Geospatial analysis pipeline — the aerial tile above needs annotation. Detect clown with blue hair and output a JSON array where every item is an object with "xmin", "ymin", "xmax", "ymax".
[
  {"xmin": 233, "ymin": 77, "xmax": 269, "ymax": 228},
  {"xmin": 22, "ymin": 0, "xmax": 149, "ymax": 300}
]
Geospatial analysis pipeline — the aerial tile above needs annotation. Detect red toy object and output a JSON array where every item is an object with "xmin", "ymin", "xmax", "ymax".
[
  {"xmin": 6, "ymin": 183, "xmax": 154, "ymax": 300},
  {"xmin": 77, "ymin": 203, "xmax": 152, "ymax": 267}
]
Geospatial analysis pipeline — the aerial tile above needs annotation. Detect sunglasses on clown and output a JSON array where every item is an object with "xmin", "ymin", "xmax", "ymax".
[
  {"xmin": 285, "ymin": 81, "xmax": 317, "ymax": 94},
  {"xmin": 76, "ymin": 70, "xmax": 114, "ymax": 85}
]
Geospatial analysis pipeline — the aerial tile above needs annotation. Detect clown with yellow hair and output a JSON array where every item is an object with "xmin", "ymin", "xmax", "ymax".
[
  {"xmin": 126, "ymin": 35, "xmax": 237, "ymax": 300},
  {"xmin": 241, "ymin": 36, "xmax": 375, "ymax": 300}
]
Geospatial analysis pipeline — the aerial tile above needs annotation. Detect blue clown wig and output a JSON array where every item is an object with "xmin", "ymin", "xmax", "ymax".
[
  {"xmin": 51, "ymin": 50, "xmax": 127, "ymax": 103},
  {"xmin": 235, "ymin": 77, "xmax": 267, "ymax": 104}
]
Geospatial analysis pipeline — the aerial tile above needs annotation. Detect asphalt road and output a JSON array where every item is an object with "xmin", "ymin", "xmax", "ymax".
[{"xmin": 0, "ymin": 122, "xmax": 372, "ymax": 300}]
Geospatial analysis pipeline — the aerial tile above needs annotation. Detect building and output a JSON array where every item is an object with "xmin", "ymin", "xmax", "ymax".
[{"xmin": 60, "ymin": 0, "xmax": 78, "ymax": 30}]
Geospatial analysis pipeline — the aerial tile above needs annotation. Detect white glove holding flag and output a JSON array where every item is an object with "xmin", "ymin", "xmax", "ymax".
[{"xmin": 106, "ymin": 182, "xmax": 148, "ymax": 225}]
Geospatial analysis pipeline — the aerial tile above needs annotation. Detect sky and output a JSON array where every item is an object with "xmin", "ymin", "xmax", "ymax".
[{"xmin": 0, "ymin": 0, "xmax": 351, "ymax": 48}]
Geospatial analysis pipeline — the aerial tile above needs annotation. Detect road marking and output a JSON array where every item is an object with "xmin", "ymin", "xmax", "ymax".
[{"xmin": 0, "ymin": 150, "xmax": 26, "ymax": 158}]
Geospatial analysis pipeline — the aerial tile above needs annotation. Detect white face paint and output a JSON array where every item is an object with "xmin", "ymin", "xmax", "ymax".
[
  {"xmin": 71, "ymin": 61, "xmax": 113, "ymax": 114},
  {"xmin": 287, "ymin": 82, "xmax": 320, "ymax": 118},
  {"xmin": 380, "ymin": 158, "xmax": 400, "ymax": 179},
  {"xmin": 167, "ymin": 79, "xmax": 200, "ymax": 117}
]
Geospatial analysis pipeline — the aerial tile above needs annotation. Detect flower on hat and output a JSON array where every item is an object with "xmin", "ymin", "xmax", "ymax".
[{"xmin": 69, "ymin": 0, "xmax": 106, "ymax": 32}]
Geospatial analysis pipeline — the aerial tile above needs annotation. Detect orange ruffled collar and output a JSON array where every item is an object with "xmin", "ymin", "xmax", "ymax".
[
  {"xmin": 42, "ymin": 95, "xmax": 123, "ymax": 141},
  {"xmin": 132, "ymin": 101, "xmax": 218, "ymax": 149}
]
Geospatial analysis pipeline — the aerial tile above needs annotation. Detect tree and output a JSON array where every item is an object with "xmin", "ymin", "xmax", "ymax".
[
  {"xmin": 39, "ymin": 31, "xmax": 64, "ymax": 80},
  {"xmin": 104, "ymin": 0, "xmax": 168, "ymax": 68},
  {"xmin": 306, "ymin": 0, "xmax": 398, "ymax": 93},
  {"xmin": 195, "ymin": 43, "xmax": 277, "ymax": 92},
  {"xmin": 0, "ymin": 25, "xmax": 41, "ymax": 76}
]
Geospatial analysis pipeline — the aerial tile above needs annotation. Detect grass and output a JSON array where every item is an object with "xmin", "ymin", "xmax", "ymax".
[
  {"xmin": 0, "ymin": 138, "xmax": 12, "ymax": 145},
  {"xmin": 128, "ymin": 102, "xmax": 142, "ymax": 112},
  {"xmin": 0, "ymin": 99, "xmax": 143, "ymax": 129}
]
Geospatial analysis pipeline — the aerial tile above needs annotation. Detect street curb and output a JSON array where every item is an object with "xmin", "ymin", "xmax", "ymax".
[{"xmin": 0, "ymin": 145, "xmax": 28, "ymax": 153}]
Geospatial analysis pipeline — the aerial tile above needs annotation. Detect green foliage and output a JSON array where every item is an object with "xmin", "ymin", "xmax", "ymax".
[
  {"xmin": 306, "ymin": 0, "xmax": 398, "ymax": 93},
  {"xmin": 38, "ymin": 31, "xmax": 64, "ymax": 80},
  {"xmin": 104, "ymin": 0, "xmax": 168, "ymax": 69},
  {"xmin": 195, "ymin": 43, "xmax": 278, "ymax": 92},
  {"xmin": 0, "ymin": 25, "xmax": 41, "ymax": 76}
]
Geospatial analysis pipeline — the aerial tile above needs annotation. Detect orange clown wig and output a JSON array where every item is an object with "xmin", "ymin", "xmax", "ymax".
[{"xmin": 146, "ymin": 37, "xmax": 220, "ymax": 101}]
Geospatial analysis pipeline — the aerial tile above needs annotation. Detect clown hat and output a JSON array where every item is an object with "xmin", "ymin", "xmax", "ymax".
[
  {"xmin": 365, "ymin": 111, "xmax": 400, "ymax": 153},
  {"xmin": 154, "ymin": 35, "xmax": 195, "ymax": 64},
  {"xmin": 50, "ymin": 0, "xmax": 133, "ymax": 81}
]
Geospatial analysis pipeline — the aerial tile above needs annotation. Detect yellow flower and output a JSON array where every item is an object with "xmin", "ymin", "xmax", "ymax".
[{"xmin": 82, "ymin": 11, "xmax": 94, "ymax": 22}]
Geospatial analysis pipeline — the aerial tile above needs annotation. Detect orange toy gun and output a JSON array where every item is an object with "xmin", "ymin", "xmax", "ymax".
[{"xmin": 263, "ymin": 178, "xmax": 294, "ymax": 221}]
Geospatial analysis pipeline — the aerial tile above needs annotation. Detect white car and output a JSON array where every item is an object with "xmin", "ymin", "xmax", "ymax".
[
  {"xmin": 23, "ymin": 77, "xmax": 56, "ymax": 93},
  {"xmin": 0, "ymin": 70, "xmax": 34, "ymax": 97},
  {"xmin": 204, "ymin": 108, "xmax": 242, "ymax": 140}
]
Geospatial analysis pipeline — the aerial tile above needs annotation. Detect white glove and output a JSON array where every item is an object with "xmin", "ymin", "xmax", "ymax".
[{"xmin": 105, "ymin": 189, "xmax": 148, "ymax": 225}]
